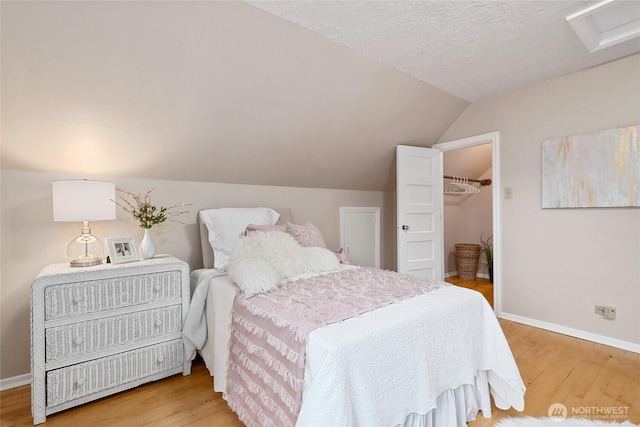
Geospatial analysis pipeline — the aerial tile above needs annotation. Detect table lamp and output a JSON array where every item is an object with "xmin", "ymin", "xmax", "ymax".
[{"xmin": 52, "ymin": 180, "xmax": 116, "ymax": 267}]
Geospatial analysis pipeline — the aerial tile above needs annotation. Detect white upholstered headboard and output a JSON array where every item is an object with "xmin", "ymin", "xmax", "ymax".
[{"xmin": 198, "ymin": 208, "xmax": 293, "ymax": 269}]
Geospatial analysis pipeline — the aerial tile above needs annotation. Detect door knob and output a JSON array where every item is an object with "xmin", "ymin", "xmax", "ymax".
[{"xmin": 402, "ymin": 225, "xmax": 409, "ymax": 231}]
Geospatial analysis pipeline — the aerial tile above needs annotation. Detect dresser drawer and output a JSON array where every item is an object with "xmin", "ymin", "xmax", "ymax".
[
  {"xmin": 46, "ymin": 339, "xmax": 184, "ymax": 407},
  {"xmin": 45, "ymin": 305, "xmax": 182, "ymax": 363},
  {"xmin": 44, "ymin": 271, "xmax": 181, "ymax": 320}
]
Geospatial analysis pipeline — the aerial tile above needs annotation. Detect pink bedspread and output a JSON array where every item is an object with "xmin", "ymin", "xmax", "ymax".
[{"xmin": 227, "ymin": 267, "xmax": 448, "ymax": 427}]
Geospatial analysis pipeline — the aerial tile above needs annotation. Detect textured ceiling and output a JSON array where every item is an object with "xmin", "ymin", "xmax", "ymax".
[{"xmin": 247, "ymin": 0, "xmax": 640, "ymax": 102}]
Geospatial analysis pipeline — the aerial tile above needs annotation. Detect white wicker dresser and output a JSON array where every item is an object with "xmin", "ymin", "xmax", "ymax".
[{"xmin": 30, "ymin": 255, "xmax": 191, "ymax": 425}]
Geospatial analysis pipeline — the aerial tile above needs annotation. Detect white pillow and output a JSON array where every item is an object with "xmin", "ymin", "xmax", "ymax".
[
  {"xmin": 229, "ymin": 231, "xmax": 340, "ymax": 296},
  {"xmin": 199, "ymin": 207, "xmax": 280, "ymax": 271}
]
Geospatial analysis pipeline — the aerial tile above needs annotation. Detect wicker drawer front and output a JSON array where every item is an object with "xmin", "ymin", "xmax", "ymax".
[
  {"xmin": 46, "ymin": 339, "xmax": 183, "ymax": 407},
  {"xmin": 44, "ymin": 271, "xmax": 181, "ymax": 320},
  {"xmin": 45, "ymin": 305, "xmax": 182, "ymax": 363}
]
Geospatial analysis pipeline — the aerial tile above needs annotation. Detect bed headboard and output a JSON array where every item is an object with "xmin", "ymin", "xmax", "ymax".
[{"xmin": 198, "ymin": 208, "xmax": 293, "ymax": 268}]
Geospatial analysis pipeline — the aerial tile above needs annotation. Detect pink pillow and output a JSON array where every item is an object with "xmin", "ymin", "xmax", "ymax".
[
  {"xmin": 244, "ymin": 224, "xmax": 286, "ymax": 235},
  {"xmin": 285, "ymin": 221, "xmax": 327, "ymax": 248}
]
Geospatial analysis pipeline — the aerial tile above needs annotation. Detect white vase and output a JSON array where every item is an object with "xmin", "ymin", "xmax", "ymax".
[{"xmin": 139, "ymin": 228, "xmax": 156, "ymax": 259}]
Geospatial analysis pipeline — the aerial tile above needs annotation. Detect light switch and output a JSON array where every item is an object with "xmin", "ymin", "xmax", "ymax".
[{"xmin": 504, "ymin": 187, "xmax": 513, "ymax": 199}]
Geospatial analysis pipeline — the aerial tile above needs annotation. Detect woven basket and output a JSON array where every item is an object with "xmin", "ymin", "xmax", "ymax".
[{"xmin": 455, "ymin": 243, "xmax": 481, "ymax": 280}]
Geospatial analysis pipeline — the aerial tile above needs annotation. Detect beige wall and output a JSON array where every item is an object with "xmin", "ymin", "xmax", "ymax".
[
  {"xmin": 439, "ymin": 54, "xmax": 640, "ymax": 348},
  {"xmin": 0, "ymin": 170, "xmax": 384, "ymax": 379}
]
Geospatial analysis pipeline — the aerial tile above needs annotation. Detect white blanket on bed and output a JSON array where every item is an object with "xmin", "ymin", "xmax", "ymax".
[
  {"xmin": 297, "ymin": 284, "xmax": 525, "ymax": 426},
  {"xmin": 182, "ymin": 270, "xmax": 526, "ymax": 427}
]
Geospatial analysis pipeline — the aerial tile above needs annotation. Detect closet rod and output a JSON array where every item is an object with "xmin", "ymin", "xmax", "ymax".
[{"xmin": 443, "ymin": 175, "xmax": 492, "ymax": 186}]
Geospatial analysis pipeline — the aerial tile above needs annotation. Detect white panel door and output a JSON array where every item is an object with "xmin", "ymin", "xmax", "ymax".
[
  {"xmin": 340, "ymin": 207, "xmax": 380, "ymax": 268},
  {"xmin": 396, "ymin": 145, "xmax": 443, "ymax": 280}
]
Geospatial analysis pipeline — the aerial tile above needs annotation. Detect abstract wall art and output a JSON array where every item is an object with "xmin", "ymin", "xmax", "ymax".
[{"xmin": 542, "ymin": 124, "xmax": 639, "ymax": 208}]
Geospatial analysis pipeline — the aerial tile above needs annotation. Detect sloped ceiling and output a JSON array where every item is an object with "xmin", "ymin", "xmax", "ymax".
[
  {"xmin": 3, "ymin": 1, "xmax": 637, "ymax": 192},
  {"xmin": 248, "ymin": 0, "xmax": 640, "ymax": 102},
  {"xmin": 1, "ymin": 1, "xmax": 467, "ymax": 192}
]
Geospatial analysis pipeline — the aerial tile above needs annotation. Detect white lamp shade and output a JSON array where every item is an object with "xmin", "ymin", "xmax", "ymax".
[{"xmin": 52, "ymin": 180, "xmax": 116, "ymax": 222}]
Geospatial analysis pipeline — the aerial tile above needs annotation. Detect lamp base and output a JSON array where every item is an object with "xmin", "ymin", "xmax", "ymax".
[
  {"xmin": 67, "ymin": 222, "xmax": 106, "ymax": 267},
  {"xmin": 70, "ymin": 257, "xmax": 103, "ymax": 267}
]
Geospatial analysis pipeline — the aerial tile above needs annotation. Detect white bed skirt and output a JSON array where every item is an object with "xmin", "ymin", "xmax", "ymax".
[{"xmin": 403, "ymin": 370, "xmax": 491, "ymax": 427}]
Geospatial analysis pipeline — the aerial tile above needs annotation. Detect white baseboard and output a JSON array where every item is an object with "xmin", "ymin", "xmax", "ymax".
[
  {"xmin": 500, "ymin": 312, "xmax": 640, "ymax": 354},
  {"xmin": 0, "ymin": 372, "xmax": 31, "ymax": 391}
]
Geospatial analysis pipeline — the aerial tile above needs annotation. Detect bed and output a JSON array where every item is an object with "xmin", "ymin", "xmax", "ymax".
[{"xmin": 183, "ymin": 207, "xmax": 525, "ymax": 427}]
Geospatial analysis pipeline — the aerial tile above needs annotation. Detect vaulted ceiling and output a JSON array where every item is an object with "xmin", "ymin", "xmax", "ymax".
[{"xmin": 2, "ymin": 1, "xmax": 638, "ymax": 191}]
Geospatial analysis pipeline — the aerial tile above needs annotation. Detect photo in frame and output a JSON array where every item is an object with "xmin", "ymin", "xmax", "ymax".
[{"xmin": 106, "ymin": 237, "xmax": 139, "ymax": 264}]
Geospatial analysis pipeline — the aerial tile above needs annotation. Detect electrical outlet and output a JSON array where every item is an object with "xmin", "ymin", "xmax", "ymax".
[
  {"xmin": 504, "ymin": 187, "xmax": 513, "ymax": 199},
  {"xmin": 603, "ymin": 306, "xmax": 616, "ymax": 320},
  {"xmin": 595, "ymin": 305, "xmax": 616, "ymax": 320}
]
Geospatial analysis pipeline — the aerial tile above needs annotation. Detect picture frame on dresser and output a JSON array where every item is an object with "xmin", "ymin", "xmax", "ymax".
[
  {"xmin": 105, "ymin": 236, "xmax": 138, "ymax": 264},
  {"xmin": 30, "ymin": 255, "xmax": 191, "ymax": 425}
]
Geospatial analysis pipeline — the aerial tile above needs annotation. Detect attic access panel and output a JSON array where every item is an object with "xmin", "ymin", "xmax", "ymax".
[{"xmin": 567, "ymin": 0, "xmax": 640, "ymax": 52}]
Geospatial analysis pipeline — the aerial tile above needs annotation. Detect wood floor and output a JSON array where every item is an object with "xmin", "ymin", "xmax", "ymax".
[
  {"xmin": 2, "ymin": 287, "xmax": 639, "ymax": 426},
  {"xmin": 467, "ymin": 319, "xmax": 640, "ymax": 426},
  {"xmin": 445, "ymin": 274, "xmax": 493, "ymax": 307}
]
